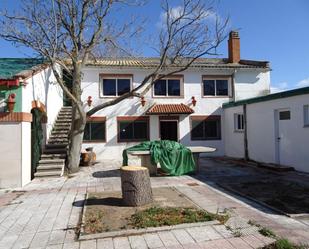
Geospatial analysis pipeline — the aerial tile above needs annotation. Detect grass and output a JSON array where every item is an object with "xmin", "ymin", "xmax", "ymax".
[
  {"xmin": 262, "ymin": 239, "xmax": 306, "ymax": 249},
  {"xmin": 130, "ymin": 206, "xmax": 229, "ymax": 229},
  {"xmin": 83, "ymin": 209, "xmax": 105, "ymax": 234}
]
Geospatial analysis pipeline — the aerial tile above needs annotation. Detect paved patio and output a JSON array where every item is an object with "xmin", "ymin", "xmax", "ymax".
[{"xmin": 0, "ymin": 158, "xmax": 308, "ymax": 249}]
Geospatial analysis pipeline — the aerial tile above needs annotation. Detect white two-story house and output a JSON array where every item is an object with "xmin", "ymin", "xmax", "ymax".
[{"xmin": 81, "ymin": 31, "xmax": 270, "ymax": 162}]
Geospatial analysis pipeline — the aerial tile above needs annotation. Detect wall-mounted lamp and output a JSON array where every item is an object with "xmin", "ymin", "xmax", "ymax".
[
  {"xmin": 141, "ymin": 96, "xmax": 146, "ymax": 107},
  {"xmin": 191, "ymin": 96, "xmax": 197, "ymax": 107},
  {"xmin": 87, "ymin": 96, "xmax": 92, "ymax": 107},
  {"xmin": 7, "ymin": 93, "xmax": 16, "ymax": 113}
]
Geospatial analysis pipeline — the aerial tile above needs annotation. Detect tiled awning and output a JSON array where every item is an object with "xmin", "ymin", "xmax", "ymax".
[{"xmin": 146, "ymin": 104, "xmax": 194, "ymax": 115}]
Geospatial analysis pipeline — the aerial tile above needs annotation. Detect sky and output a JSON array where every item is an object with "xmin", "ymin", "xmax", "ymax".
[{"xmin": 0, "ymin": 0, "xmax": 308, "ymax": 92}]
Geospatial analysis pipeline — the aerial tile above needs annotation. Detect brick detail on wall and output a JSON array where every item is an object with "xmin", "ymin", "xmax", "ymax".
[{"xmin": 0, "ymin": 112, "xmax": 32, "ymax": 122}]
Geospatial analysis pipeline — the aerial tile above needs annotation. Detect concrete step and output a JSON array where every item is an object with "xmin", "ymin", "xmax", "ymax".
[
  {"xmin": 52, "ymin": 127, "xmax": 70, "ymax": 131},
  {"xmin": 51, "ymin": 130, "xmax": 70, "ymax": 134},
  {"xmin": 55, "ymin": 120, "xmax": 71, "ymax": 123},
  {"xmin": 39, "ymin": 159, "xmax": 65, "ymax": 165},
  {"xmin": 49, "ymin": 134, "xmax": 68, "ymax": 139},
  {"xmin": 43, "ymin": 148, "xmax": 67, "ymax": 154},
  {"xmin": 34, "ymin": 170, "xmax": 62, "ymax": 178},
  {"xmin": 48, "ymin": 139, "xmax": 68, "ymax": 144},
  {"xmin": 37, "ymin": 164, "xmax": 63, "ymax": 171},
  {"xmin": 41, "ymin": 154, "xmax": 66, "ymax": 159},
  {"xmin": 46, "ymin": 144, "xmax": 67, "ymax": 149}
]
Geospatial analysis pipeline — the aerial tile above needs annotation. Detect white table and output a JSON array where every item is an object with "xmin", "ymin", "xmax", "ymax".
[{"xmin": 127, "ymin": 146, "xmax": 216, "ymax": 175}]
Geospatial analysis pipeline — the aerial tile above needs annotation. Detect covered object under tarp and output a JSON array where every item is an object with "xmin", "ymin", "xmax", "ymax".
[{"xmin": 122, "ymin": 140, "xmax": 196, "ymax": 176}]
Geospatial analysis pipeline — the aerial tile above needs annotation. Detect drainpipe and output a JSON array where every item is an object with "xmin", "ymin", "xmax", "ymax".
[{"xmin": 243, "ymin": 104, "xmax": 249, "ymax": 161}]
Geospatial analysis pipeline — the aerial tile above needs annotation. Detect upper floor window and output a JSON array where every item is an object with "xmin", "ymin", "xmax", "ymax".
[
  {"xmin": 202, "ymin": 77, "xmax": 230, "ymax": 97},
  {"xmin": 304, "ymin": 105, "xmax": 309, "ymax": 127},
  {"xmin": 83, "ymin": 117, "xmax": 106, "ymax": 142},
  {"xmin": 153, "ymin": 77, "xmax": 183, "ymax": 97},
  {"xmin": 191, "ymin": 116, "xmax": 221, "ymax": 140},
  {"xmin": 101, "ymin": 74, "xmax": 132, "ymax": 97},
  {"xmin": 234, "ymin": 113, "xmax": 244, "ymax": 131},
  {"xmin": 117, "ymin": 116, "xmax": 149, "ymax": 142}
]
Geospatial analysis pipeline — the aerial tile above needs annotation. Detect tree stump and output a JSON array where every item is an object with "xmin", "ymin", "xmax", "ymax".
[{"xmin": 120, "ymin": 166, "xmax": 153, "ymax": 206}]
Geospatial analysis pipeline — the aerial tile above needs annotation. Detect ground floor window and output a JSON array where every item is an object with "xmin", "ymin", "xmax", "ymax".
[
  {"xmin": 191, "ymin": 115, "xmax": 221, "ymax": 140},
  {"xmin": 118, "ymin": 116, "xmax": 149, "ymax": 142},
  {"xmin": 234, "ymin": 113, "xmax": 244, "ymax": 131},
  {"xmin": 83, "ymin": 117, "xmax": 106, "ymax": 142}
]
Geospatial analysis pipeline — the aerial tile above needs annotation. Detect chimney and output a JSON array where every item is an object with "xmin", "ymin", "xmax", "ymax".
[{"xmin": 228, "ymin": 31, "xmax": 240, "ymax": 63}]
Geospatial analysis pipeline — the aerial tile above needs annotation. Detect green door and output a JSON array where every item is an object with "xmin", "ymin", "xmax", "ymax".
[{"xmin": 31, "ymin": 108, "xmax": 43, "ymax": 179}]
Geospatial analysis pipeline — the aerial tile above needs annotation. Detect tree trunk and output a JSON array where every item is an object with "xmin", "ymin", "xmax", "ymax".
[
  {"xmin": 67, "ymin": 62, "xmax": 86, "ymax": 173},
  {"xmin": 121, "ymin": 166, "xmax": 153, "ymax": 206},
  {"xmin": 67, "ymin": 104, "xmax": 86, "ymax": 173}
]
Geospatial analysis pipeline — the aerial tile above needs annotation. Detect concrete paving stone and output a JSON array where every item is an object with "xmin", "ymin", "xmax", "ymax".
[
  {"xmin": 201, "ymin": 226, "xmax": 223, "ymax": 240},
  {"xmin": 29, "ymin": 231, "xmax": 51, "ymax": 248},
  {"xmin": 80, "ymin": 239, "xmax": 96, "ymax": 249},
  {"xmin": 0, "ymin": 234, "xmax": 18, "ymax": 249},
  {"xmin": 186, "ymin": 226, "xmax": 210, "ymax": 243},
  {"xmin": 38, "ymin": 216, "xmax": 57, "ymax": 232},
  {"xmin": 143, "ymin": 233, "xmax": 165, "ymax": 248},
  {"xmin": 171, "ymin": 229, "xmax": 195, "ymax": 245},
  {"xmin": 113, "ymin": 236, "xmax": 131, "ymax": 249},
  {"xmin": 253, "ymin": 233, "xmax": 276, "ymax": 245},
  {"xmin": 97, "ymin": 237, "xmax": 114, "ymax": 249},
  {"xmin": 128, "ymin": 235, "xmax": 147, "ymax": 249},
  {"xmin": 64, "ymin": 229, "xmax": 76, "ymax": 243},
  {"xmin": 46, "ymin": 244, "xmax": 63, "ymax": 249},
  {"xmin": 48, "ymin": 229, "xmax": 66, "ymax": 245},
  {"xmin": 12, "ymin": 232, "xmax": 35, "ymax": 249},
  {"xmin": 227, "ymin": 237, "xmax": 253, "ymax": 249},
  {"xmin": 212, "ymin": 225, "xmax": 234, "ymax": 238},
  {"xmin": 199, "ymin": 238, "xmax": 234, "ymax": 249},
  {"xmin": 158, "ymin": 231, "xmax": 181, "ymax": 247},
  {"xmin": 63, "ymin": 242, "xmax": 80, "ymax": 249},
  {"xmin": 241, "ymin": 235, "xmax": 265, "ymax": 249}
]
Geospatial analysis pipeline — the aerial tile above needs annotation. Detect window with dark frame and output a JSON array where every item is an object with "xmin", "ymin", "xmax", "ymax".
[
  {"xmin": 203, "ymin": 78, "xmax": 229, "ymax": 96},
  {"xmin": 102, "ymin": 77, "xmax": 131, "ymax": 96},
  {"xmin": 279, "ymin": 110, "xmax": 290, "ymax": 120},
  {"xmin": 191, "ymin": 117, "xmax": 221, "ymax": 140},
  {"xmin": 83, "ymin": 121, "xmax": 106, "ymax": 141},
  {"xmin": 118, "ymin": 119, "xmax": 149, "ymax": 142},
  {"xmin": 234, "ymin": 113, "xmax": 244, "ymax": 131},
  {"xmin": 154, "ymin": 78, "xmax": 181, "ymax": 96}
]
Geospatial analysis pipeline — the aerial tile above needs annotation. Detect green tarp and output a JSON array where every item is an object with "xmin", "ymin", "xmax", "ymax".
[{"xmin": 122, "ymin": 140, "xmax": 196, "ymax": 176}]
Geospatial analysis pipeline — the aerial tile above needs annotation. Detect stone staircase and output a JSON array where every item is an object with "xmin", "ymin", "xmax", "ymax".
[{"xmin": 34, "ymin": 106, "xmax": 72, "ymax": 178}]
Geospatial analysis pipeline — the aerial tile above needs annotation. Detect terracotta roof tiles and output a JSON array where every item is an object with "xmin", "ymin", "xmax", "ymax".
[{"xmin": 146, "ymin": 103, "xmax": 194, "ymax": 115}]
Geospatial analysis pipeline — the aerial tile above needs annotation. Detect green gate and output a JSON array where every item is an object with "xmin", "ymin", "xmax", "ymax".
[{"xmin": 31, "ymin": 108, "xmax": 43, "ymax": 179}]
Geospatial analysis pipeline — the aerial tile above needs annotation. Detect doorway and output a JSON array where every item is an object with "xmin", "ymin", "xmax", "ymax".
[
  {"xmin": 274, "ymin": 108, "xmax": 291, "ymax": 165},
  {"xmin": 31, "ymin": 108, "xmax": 43, "ymax": 179},
  {"xmin": 160, "ymin": 119, "xmax": 178, "ymax": 141}
]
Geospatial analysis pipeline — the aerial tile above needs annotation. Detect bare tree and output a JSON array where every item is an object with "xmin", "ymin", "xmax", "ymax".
[{"xmin": 0, "ymin": 0, "xmax": 228, "ymax": 173}]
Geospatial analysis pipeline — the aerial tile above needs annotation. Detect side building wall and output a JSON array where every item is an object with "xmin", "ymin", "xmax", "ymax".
[{"xmin": 224, "ymin": 92, "xmax": 309, "ymax": 173}]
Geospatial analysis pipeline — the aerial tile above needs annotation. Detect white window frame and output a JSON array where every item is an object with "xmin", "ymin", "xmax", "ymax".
[
  {"xmin": 304, "ymin": 105, "xmax": 309, "ymax": 127},
  {"xmin": 0, "ymin": 94, "xmax": 6, "ymax": 112},
  {"xmin": 234, "ymin": 113, "xmax": 244, "ymax": 132},
  {"xmin": 100, "ymin": 76, "xmax": 132, "ymax": 97},
  {"xmin": 153, "ymin": 77, "xmax": 183, "ymax": 97},
  {"xmin": 202, "ymin": 77, "xmax": 231, "ymax": 97}
]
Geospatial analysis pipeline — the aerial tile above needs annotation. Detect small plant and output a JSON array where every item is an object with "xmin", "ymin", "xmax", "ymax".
[
  {"xmin": 262, "ymin": 239, "xmax": 306, "ymax": 249},
  {"xmin": 130, "ymin": 206, "xmax": 229, "ymax": 229},
  {"xmin": 232, "ymin": 229, "xmax": 242, "ymax": 237},
  {"xmin": 259, "ymin": 227, "xmax": 276, "ymax": 238},
  {"xmin": 248, "ymin": 219, "xmax": 261, "ymax": 227}
]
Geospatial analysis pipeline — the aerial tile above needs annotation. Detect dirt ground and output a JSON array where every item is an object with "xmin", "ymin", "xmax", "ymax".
[
  {"xmin": 197, "ymin": 158, "xmax": 309, "ymax": 215},
  {"xmin": 83, "ymin": 187, "xmax": 198, "ymax": 234}
]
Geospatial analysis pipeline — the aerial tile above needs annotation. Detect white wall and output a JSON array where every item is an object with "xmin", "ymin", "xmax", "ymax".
[
  {"xmin": 0, "ymin": 123, "xmax": 22, "ymax": 188},
  {"xmin": 81, "ymin": 66, "xmax": 269, "ymax": 162},
  {"xmin": 22, "ymin": 66, "xmax": 63, "ymax": 138},
  {"xmin": 234, "ymin": 70, "xmax": 270, "ymax": 100},
  {"xmin": 223, "ymin": 105, "xmax": 244, "ymax": 158},
  {"xmin": 21, "ymin": 122, "xmax": 31, "ymax": 186},
  {"xmin": 224, "ymin": 93, "xmax": 309, "ymax": 173}
]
